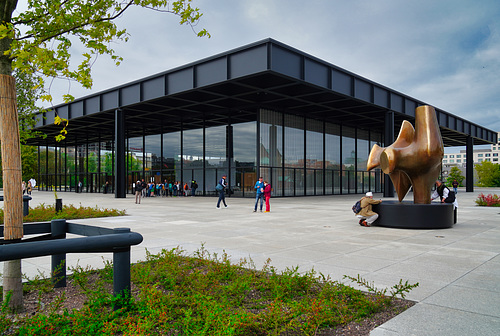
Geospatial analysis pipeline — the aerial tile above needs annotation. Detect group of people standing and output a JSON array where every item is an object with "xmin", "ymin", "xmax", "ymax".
[
  {"xmin": 21, "ymin": 178, "xmax": 36, "ymax": 195},
  {"xmin": 253, "ymin": 176, "xmax": 272, "ymax": 212},
  {"xmin": 134, "ymin": 179, "xmax": 199, "ymax": 204}
]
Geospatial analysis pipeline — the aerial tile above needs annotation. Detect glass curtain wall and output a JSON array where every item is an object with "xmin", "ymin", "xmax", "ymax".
[
  {"xmin": 233, "ymin": 121, "xmax": 256, "ymax": 197},
  {"xmin": 285, "ymin": 114, "xmax": 304, "ymax": 196},
  {"xmin": 259, "ymin": 110, "xmax": 283, "ymax": 196},
  {"xmin": 342, "ymin": 126, "xmax": 356, "ymax": 193},
  {"xmin": 162, "ymin": 131, "xmax": 181, "ymax": 191},
  {"xmin": 357, "ymin": 129, "xmax": 370, "ymax": 194},
  {"xmin": 306, "ymin": 119, "xmax": 323, "ymax": 195},
  {"xmin": 325, "ymin": 123, "xmax": 341, "ymax": 194},
  {"xmin": 205, "ymin": 125, "xmax": 227, "ymax": 194},
  {"xmin": 38, "ymin": 108, "xmax": 383, "ymax": 197}
]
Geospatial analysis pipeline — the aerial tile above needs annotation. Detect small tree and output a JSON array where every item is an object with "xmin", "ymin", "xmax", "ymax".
[
  {"xmin": 446, "ymin": 166, "xmax": 465, "ymax": 187},
  {"xmin": 475, "ymin": 161, "xmax": 500, "ymax": 187},
  {"xmin": 0, "ymin": 0, "xmax": 208, "ymax": 312}
]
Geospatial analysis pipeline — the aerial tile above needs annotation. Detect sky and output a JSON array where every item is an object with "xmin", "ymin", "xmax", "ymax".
[{"xmin": 16, "ymin": 0, "xmax": 500, "ymax": 142}]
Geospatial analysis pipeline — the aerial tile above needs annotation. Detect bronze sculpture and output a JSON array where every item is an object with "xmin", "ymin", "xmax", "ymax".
[{"xmin": 367, "ymin": 105, "xmax": 444, "ymax": 204}]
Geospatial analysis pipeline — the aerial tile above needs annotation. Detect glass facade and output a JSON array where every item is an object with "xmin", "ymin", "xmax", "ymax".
[{"xmin": 37, "ymin": 108, "xmax": 383, "ymax": 197}]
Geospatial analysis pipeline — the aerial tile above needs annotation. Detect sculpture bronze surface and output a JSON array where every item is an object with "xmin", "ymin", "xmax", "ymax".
[{"xmin": 367, "ymin": 105, "xmax": 444, "ymax": 204}]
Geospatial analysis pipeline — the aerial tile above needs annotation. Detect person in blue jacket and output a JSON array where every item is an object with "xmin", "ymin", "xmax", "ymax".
[{"xmin": 253, "ymin": 176, "xmax": 265, "ymax": 212}]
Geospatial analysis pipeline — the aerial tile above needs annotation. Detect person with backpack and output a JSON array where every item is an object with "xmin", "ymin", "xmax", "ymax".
[
  {"xmin": 263, "ymin": 181, "xmax": 272, "ymax": 212},
  {"xmin": 354, "ymin": 192, "xmax": 382, "ymax": 227},
  {"xmin": 191, "ymin": 180, "xmax": 198, "ymax": 196},
  {"xmin": 432, "ymin": 180, "xmax": 458, "ymax": 209},
  {"xmin": 216, "ymin": 175, "xmax": 228, "ymax": 208}
]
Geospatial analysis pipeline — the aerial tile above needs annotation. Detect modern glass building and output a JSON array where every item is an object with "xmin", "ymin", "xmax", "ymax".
[{"xmin": 29, "ymin": 39, "xmax": 497, "ymax": 198}]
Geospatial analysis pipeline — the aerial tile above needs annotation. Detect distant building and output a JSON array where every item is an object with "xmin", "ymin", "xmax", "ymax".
[{"xmin": 442, "ymin": 132, "xmax": 500, "ymax": 183}]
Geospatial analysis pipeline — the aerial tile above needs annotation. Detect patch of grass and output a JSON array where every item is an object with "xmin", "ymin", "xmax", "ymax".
[
  {"xmin": 0, "ymin": 246, "xmax": 418, "ymax": 335},
  {"xmin": 0, "ymin": 203, "xmax": 126, "ymax": 224}
]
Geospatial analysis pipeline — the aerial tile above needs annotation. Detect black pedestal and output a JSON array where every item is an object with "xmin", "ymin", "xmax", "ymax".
[{"xmin": 372, "ymin": 201, "xmax": 455, "ymax": 229}]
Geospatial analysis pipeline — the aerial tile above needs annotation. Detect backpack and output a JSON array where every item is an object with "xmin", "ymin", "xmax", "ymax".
[{"xmin": 352, "ymin": 200, "xmax": 362, "ymax": 214}]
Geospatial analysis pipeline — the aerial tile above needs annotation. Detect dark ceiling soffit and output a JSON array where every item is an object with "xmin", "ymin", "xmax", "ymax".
[{"xmin": 31, "ymin": 38, "xmax": 496, "ymax": 146}]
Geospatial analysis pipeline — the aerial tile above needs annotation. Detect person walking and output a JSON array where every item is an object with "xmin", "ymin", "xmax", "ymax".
[
  {"xmin": 253, "ymin": 176, "xmax": 264, "ymax": 212},
  {"xmin": 355, "ymin": 192, "xmax": 382, "ymax": 227},
  {"xmin": 22, "ymin": 181, "xmax": 26, "ymax": 195},
  {"xmin": 452, "ymin": 179, "xmax": 459, "ymax": 194},
  {"xmin": 27, "ymin": 181, "xmax": 32, "ymax": 195},
  {"xmin": 263, "ymin": 181, "xmax": 272, "ymax": 212},
  {"xmin": 216, "ymin": 174, "xmax": 228, "ymax": 208},
  {"xmin": 77, "ymin": 180, "xmax": 83, "ymax": 193}
]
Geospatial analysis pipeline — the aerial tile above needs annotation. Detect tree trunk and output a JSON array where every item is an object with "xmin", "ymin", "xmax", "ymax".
[{"xmin": 0, "ymin": 74, "xmax": 24, "ymax": 312}]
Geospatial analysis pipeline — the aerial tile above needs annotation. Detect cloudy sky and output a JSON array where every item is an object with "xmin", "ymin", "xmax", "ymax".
[{"xmin": 22, "ymin": 0, "xmax": 500, "ymax": 136}]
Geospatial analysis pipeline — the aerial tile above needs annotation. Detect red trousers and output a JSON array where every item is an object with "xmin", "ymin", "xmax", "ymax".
[{"xmin": 265, "ymin": 196, "xmax": 271, "ymax": 211}]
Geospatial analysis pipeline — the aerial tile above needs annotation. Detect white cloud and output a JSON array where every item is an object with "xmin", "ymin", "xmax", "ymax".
[{"xmin": 28, "ymin": 0, "xmax": 499, "ymax": 134}]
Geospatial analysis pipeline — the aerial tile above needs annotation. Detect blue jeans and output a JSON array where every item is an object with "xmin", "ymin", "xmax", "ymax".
[
  {"xmin": 254, "ymin": 193, "xmax": 264, "ymax": 211},
  {"xmin": 217, "ymin": 190, "xmax": 226, "ymax": 207}
]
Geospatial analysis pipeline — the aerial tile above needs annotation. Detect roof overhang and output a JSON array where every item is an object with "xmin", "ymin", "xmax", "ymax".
[{"xmin": 29, "ymin": 38, "xmax": 497, "ymax": 147}]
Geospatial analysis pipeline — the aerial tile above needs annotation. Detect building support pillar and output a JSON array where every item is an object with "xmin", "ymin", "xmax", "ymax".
[
  {"xmin": 115, "ymin": 109, "xmax": 126, "ymax": 198},
  {"xmin": 466, "ymin": 135, "xmax": 474, "ymax": 192},
  {"xmin": 383, "ymin": 111, "xmax": 395, "ymax": 197}
]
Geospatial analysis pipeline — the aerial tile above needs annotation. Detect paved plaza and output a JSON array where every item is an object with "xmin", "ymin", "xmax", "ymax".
[{"xmin": 1, "ymin": 187, "xmax": 500, "ymax": 335}]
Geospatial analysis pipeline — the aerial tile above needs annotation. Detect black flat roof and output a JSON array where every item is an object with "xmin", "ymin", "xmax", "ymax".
[{"xmin": 31, "ymin": 38, "xmax": 497, "ymax": 147}]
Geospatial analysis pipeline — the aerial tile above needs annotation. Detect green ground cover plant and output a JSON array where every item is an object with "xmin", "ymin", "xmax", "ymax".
[
  {"xmin": 0, "ymin": 203, "xmax": 126, "ymax": 224},
  {"xmin": 0, "ymin": 246, "xmax": 418, "ymax": 335},
  {"xmin": 474, "ymin": 193, "xmax": 500, "ymax": 207}
]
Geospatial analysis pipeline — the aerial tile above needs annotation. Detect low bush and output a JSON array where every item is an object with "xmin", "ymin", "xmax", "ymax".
[
  {"xmin": 0, "ymin": 246, "xmax": 418, "ymax": 335},
  {"xmin": 475, "ymin": 193, "xmax": 500, "ymax": 207},
  {"xmin": 0, "ymin": 203, "xmax": 126, "ymax": 224}
]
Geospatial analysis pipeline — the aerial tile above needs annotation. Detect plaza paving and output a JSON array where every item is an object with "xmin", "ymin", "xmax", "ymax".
[{"xmin": 2, "ymin": 187, "xmax": 500, "ymax": 335}]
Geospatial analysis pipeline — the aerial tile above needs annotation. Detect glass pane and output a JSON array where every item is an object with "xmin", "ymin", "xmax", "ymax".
[
  {"xmin": 306, "ymin": 119, "xmax": 323, "ymax": 169},
  {"xmin": 325, "ymin": 123, "xmax": 341, "ymax": 170},
  {"xmin": 272, "ymin": 167, "xmax": 283, "ymax": 197},
  {"xmin": 183, "ymin": 128, "xmax": 204, "ymax": 168},
  {"xmin": 233, "ymin": 121, "xmax": 256, "ymax": 167},
  {"xmin": 295, "ymin": 169, "xmax": 305, "ymax": 196},
  {"xmin": 163, "ymin": 131, "xmax": 181, "ymax": 180},
  {"xmin": 306, "ymin": 169, "xmax": 315, "ymax": 195},
  {"xmin": 284, "ymin": 114, "xmax": 304, "ymax": 167},
  {"xmin": 145, "ymin": 134, "xmax": 161, "ymax": 172},
  {"xmin": 260, "ymin": 109, "xmax": 283, "ymax": 167},
  {"xmin": 284, "ymin": 168, "xmax": 295, "ymax": 196},
  {"xmin": 357, "ymin": 129, "xmax": 369, "ymax": 172}
]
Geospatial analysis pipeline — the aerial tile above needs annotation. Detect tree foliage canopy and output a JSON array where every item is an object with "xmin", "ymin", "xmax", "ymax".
[
  {"xmin": 475, "ymin": 161, "xmax": 500, "ymax": 187},
  {"xmin": 1, "ymin": 0, "xmax": 208, "ymax": 103}
]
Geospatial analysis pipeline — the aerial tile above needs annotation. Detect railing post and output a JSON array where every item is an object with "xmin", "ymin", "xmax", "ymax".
[
  {"xmin": 113, "ymin": 227, "xmax": 131, "ymax": 310},
  {"xmin": 51, "ymin": 219, "xmax": 67, "ymax": 288},
  {"xmin": 22, "ymin": 195, "xmax": 32, "ymax": 216}
]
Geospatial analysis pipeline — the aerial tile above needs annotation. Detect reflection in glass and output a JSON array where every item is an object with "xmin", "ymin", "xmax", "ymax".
[
  {"xmin": 284, "ymin": 114, "xmax": 304, "ymax": 167},
  {"xmin": 260, "ymin": 109, "xmax": 283, "ymax": 167},
  {"xmin": 183, "ymin": 128, "xmax": 204, "ymax": 168},
  {"xmin": 205, "ymin": 126, "xmax": 226, "ymax": 168}
]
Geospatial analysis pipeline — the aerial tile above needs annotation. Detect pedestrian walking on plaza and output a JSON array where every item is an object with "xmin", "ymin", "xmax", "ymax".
[
  {"xmin": 263, "ymin": 181, "xmax": 272, "ymax": 212},
  {"xmin": 355, "ymin": 192, "xmax": 382, "ymax": 227},
  {"xmin": 22, "ymin": 181, "xmax": 26, "ymax": 195},
  {"xmin": 452, "ymin": 179, "xmax": 459, "ymax": 194},
  {"xmin": 253, "ymin": 176, "xmax": 264, "ymax": 212},
  {"xmin": 216, "ymin": 174, "xmax": 228, "ymax": 208},
  {"xmin": 27, "ymin": 181, "xmax": 32, "ymax": 195},
  {"xmin": 77, "ymin": 180, "xmax": 83, "ymax": 193}
]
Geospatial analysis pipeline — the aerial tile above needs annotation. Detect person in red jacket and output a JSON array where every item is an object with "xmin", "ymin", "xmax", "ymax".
[{"xmin": 263, "ymin": 181, "xmax": 272, "ymax": 212}]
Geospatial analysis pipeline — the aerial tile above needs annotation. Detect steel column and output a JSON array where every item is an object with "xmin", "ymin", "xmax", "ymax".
[{"xmin": 115, "ymin": 109, "xmax": 126, "ymax": 198}]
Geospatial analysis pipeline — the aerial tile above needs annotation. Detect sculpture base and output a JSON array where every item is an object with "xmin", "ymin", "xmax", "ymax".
[{"xmin": 372, "ymin": 201, "xmax": 455, "ymax": 229}]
